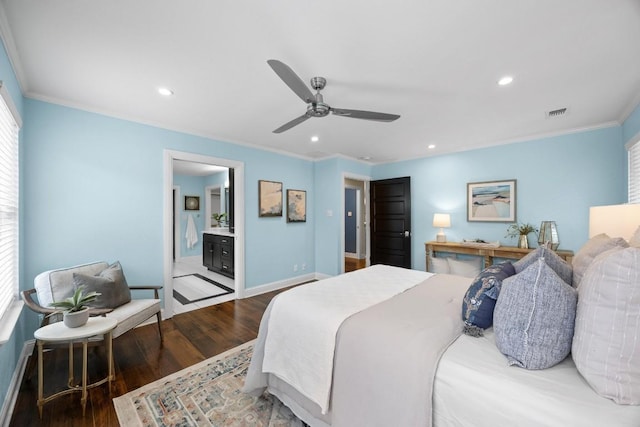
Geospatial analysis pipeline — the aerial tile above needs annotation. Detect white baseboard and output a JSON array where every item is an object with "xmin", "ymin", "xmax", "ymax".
[{"xmin": 1, "ymin": 340, "xmax": 34, "ymax": 427}]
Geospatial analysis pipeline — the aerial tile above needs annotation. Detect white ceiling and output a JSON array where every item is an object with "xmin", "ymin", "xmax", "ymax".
[{"xmin": 2, "ymin": 0, "xmax": 640, "ymax": 163}]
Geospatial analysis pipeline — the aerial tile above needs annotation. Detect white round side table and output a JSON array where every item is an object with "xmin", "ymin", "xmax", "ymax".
[{"xmin": 34, "ymin": 316, "xmax": 118, "ymax": 418}]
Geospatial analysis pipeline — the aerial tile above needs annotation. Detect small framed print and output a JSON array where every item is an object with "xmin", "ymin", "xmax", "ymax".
[
  {"xmin": 287, "ymin": 189, "xmax": 306, "ymax": 223},
  {"xmin": 259, "ymin": 180, "xmax": 283, "ymax": 217},
  {"xmin": 184, "ymin": 195, "xmax": 200, "ymax": 211},
  {"xmin": 467, "ymin": 179, "xmax": 516, "ymax": 222}
]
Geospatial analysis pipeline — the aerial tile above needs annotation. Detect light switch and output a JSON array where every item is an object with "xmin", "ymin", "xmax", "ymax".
[
  {"xmin": 347, "ymin": 211, "xmax": 353, "ymax": 217},
  {"xmin": 326, "ymin": 210, "xmax": 333, "ymax": 217}
]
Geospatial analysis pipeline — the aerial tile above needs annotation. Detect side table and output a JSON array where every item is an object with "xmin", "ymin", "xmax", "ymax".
[{"xmin": 34, "ymin": 316, "xmax": 118, "ymax": 417}]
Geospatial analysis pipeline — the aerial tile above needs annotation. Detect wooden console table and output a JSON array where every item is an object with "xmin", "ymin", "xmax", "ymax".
[{"xmin": 425, "ymin": 241, "xmax": 573, "ymax": 272}]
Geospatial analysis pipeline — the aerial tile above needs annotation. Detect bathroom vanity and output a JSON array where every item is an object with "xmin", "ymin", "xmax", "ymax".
[{"xmin": 202, "ymin": 228, "xmax": 234, "ymax": 278}]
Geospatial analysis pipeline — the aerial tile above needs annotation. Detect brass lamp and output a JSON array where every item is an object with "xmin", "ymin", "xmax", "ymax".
[{"xmin": 538, "ymin": 221, "xmax": 560, "ymax": 250}]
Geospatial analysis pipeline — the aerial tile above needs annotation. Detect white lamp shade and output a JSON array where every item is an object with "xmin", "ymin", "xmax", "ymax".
[
  {"xmin": 589, "ymin": 204, "xmax": 640, "ymax": 239},
  {"xmin": 433, "ymin": 213, "xmax": 451, "ymax": 228}
]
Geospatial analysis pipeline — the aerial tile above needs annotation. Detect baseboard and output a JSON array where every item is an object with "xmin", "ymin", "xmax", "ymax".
[
  {"xmin": 0, "ymin": 340, "xmax": 34, "ymax": 427},
  {"xmin": 242, "ymin": 272, "xmax": 325, "ymax": 298},
  {"xmin": 345, "ymin": 252, "xmax": 358, "ymax": 259}
]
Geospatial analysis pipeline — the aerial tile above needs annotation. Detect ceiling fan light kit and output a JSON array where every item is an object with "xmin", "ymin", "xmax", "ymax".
[{"xmin": 268, "ymin": 59, "xmax": 400, "ymax": 133}]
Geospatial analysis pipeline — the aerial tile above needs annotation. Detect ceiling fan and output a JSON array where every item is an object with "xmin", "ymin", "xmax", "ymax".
[{"xmin": 267, "ymin": 59, "xmax": 400, "ymax": 133}]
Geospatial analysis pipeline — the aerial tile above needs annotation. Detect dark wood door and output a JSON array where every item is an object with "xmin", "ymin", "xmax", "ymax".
[{"xmin": 370, "ymin": 177, "xmax": 411, "ymax": 268}]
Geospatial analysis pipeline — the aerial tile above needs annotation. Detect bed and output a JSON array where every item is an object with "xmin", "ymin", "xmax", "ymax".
[{"xmin": 243, "ymin": 256, "xmax": 640, "ymax": 426}]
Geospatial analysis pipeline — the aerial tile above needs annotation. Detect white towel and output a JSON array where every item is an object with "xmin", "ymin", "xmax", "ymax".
[{"xmin": 185, "ymin": 214, "xmax": 198, "ymax": 249}]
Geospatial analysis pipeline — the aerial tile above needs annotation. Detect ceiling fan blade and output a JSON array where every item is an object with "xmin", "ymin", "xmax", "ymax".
[
  {"xmin": 331, "ymin": 108, "xmax": 400, "ymax": 122},
  {"xmin": 268, "ymin": 60, "xmax": 315, "ymax": 104},
  {"xmin": 273, "ymin": 114, "xmax": 310, "ymax": 133}
]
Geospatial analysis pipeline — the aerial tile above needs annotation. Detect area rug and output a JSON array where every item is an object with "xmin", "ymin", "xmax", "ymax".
[
  {"xmin": 172, "ymin": 273, "xmax": 234, "ymax": 304},
  {"xmin": 113, "ymin": 340, "xmax": 306, "ymax": 426}
]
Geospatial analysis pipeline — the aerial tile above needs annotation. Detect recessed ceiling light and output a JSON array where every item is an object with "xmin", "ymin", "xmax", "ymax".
[
  {"xmin": 310, "ymin": 135, "xmax": 319, "ymax": 143},
  {"xmin": 428, "ymin": 144, "xmax": 436, "ymax": 149},
  {"xmin": 498, "ymin": 76, "xmax": 513, "ymax": 86},
  {"xmin": 158, "ymin": 87, "xmax": 174, "ymax": 96}
]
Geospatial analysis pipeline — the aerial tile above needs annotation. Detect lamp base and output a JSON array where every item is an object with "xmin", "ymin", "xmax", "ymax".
[{"xmin": 436, "ymin": 232, "xmax": 447, "ymax": 243}]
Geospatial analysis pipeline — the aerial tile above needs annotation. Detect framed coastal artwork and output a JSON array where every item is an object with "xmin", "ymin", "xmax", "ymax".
[
  {"xmin": 286, "ymin": 189, "xmax": 306, "ymax": 223},
  {"xmin": 258, "ymin": 180, "xmax": 283, "ymax": 217},
  {"xmin": 467, "ymin": 179, "xmax": 516, "ymax": 222}
]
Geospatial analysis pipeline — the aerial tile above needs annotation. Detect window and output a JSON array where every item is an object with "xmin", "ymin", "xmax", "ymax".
[
  {"xmin": 629, "ymin": 138, "xmax": 640, "ymax": 204},
  {"xmin": 0, "ymin": 81, "xmax": 22, "ymax": 345}
]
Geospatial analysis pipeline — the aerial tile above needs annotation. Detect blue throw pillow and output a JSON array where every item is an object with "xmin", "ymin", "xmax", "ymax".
[
  {"xmin": 462, "ymin": 262, "xmax": 515, "ymax": 334},
  {"xmin": 494, "ymin": 258, "xmax": 577, "ymax": 370}
]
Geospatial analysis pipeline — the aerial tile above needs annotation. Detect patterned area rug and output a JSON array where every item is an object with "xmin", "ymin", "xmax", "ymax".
[{"xmin": 113, "ymin": 341, "xmax": 305, "ymax": 426}]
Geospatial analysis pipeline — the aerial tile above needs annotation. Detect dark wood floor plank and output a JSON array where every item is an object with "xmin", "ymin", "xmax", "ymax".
[{"xmin": 10, "ymin": 286, "xmax": 290, "ymax": 426}]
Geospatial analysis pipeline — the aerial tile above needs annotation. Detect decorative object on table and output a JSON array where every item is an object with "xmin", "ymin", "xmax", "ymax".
[
  {"xmin": 505, "ymin": 222, "xmax": 538, "ymax": 249},
  {"xmin": 184, "ymin": 195, "xmax": 200, "ymax": 211},
  {"xmin": 259, "ymin": 180, "xmax": 283, "ymax": 217},
  {"xmin": 48, "ymin": 286, "xmax": 100, "ymax": 328},
  {"xmin": 211, "ymin": 212, "xmax": 227, "ymax": 227},
  {"xmin": 538, "ymin": 221, "xmax": 560, "ymax": 250},
  {"xmin": 287, "ymin": 189, "xmax": 306, "ymax": 222},
  {"xmin": 467, "ymin": 179, "xmax": 516, "ymax": 222},
  {"xmin": 460, "ymin": 239, "xmax": 501, "ymax": 248},
  {"xmin": 589, "ymin": 203, "xmax": 640, "ymax": 239},
  {"xmin": 432, "ymin": 213, "xmax": 451, "ymax": 242}
]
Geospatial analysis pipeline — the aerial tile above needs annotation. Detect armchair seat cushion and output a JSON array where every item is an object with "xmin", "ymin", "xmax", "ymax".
[{"xmin": 106, "ymin": 298, "xmax": 161, "ymax": 339}]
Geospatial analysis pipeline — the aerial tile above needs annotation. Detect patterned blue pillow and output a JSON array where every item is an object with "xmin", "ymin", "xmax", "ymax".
[{"xmin": 462, "ymin": 262, "xmax": 515, "ymax": 333}]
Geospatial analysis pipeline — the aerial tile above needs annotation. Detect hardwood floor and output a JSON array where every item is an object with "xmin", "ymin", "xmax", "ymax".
[
  {"xmin": 344, "ymin": 257, "xmax": 366, "ymax": 272},
  {"xmin": 9, "ymin": 286, "xmax": 290, "ymax": 426}
]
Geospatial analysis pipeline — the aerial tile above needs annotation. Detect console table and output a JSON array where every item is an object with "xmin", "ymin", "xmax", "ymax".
[
  {"xmin": 425, "ymin": 241, "xmax": 574, "ymax": 272},
  {"xmin": 34, "ymin": 317, "xmax": 117, "ymax": 417}
]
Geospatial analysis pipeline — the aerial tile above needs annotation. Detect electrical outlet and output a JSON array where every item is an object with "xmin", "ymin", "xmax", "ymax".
[
  {"xmin": 293, "ymin": 264, "xmax": 298, "ymax": 272},
  {"xmin": 302, "ymin": 263, "xmax": 306, "ymax": 271}
]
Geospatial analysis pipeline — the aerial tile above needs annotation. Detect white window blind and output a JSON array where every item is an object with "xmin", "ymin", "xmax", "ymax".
[
  {"xmin": 629, "ymin": 139, "xmax": 640, "ymax": 204},
  {"xmin": 0, "ymin": 82, "xmax": 20, "ymax": 323}
]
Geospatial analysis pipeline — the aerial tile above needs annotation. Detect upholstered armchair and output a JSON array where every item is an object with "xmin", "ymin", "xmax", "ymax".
[{"xmin": 22, "ymin": 261, "xmax": 163, "ymax": 340}]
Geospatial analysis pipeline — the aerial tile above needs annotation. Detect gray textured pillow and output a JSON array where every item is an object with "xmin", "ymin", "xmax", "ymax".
[
  {"xmin": 494, "ymin": 258, "xmax": 577, "ymax": 370},
  {"xmin": 73, "ymin": 261, "xmax": 131, "ymax": 309},
  {"xmin": 572, "ymin": 234, "xmax": 628, "ymax": 287},
  {"xmin": 572, "ymin": 247, "xmax": 640, "ymax": 404},
  {"xmin": 630, "ymin": 226, "xmax": 640, "ymax": 248},
  {"xmin": 513, "ymin": 246, "xmax": 572, "ymax": 285}
]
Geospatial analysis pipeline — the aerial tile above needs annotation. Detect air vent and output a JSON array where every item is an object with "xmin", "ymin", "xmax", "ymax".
[{"xmin": 546, "ymin": 107, "xmax": 568, "ymax": 118}]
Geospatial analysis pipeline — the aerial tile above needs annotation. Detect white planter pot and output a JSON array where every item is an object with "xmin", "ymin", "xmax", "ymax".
[{"xmin": 63, "ymin": 308, "xmax": 90, "ymax": 328}]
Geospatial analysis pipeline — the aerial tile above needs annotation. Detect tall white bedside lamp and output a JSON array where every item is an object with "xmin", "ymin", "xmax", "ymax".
[
  {"xmin": 589, "ymin": 203, "xmax": 640, "ymax": 239},
  {"xmin": 433, "ymin": 213, "xmax": 451, "ymax": 243}
]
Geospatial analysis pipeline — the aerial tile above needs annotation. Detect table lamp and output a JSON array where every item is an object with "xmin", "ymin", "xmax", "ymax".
[
  {"xmin": 589, "ymin": 203, "xmax": 640, "ymax": 239},
  {"xmin": 433, "ymin": 213, "xmax": 451, "ymax": 243}
]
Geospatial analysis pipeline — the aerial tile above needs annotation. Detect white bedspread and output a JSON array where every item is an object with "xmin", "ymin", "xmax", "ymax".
[{"xmin": 262, "ymin": 264, "xmax": 432, "ymax": 414}]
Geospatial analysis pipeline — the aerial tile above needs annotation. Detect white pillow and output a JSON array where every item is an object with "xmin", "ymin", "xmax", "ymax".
[
  {"xmin": 572, "ymin": 247, "xmax": 640, "ymax": 404},
  {"xmin": 572, "ymin": 234, "xmax": 628, "ymax": 287},
  {"xmin": 447, "ymin": 257, "xmax": 482, "ymax": 278},
  {"xmin": 429, "ymin": 257, "xmax": 450, "ymax": 274}
]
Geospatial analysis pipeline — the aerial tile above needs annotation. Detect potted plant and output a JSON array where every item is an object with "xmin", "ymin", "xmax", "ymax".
[
  {"xmin": 49, "ymin": 286, "xmax": 101, "ymax": 328},
  {"xmin": 212, "ymin": 212, "xmax": 227, "ymax": 227},
  {"xmin": 505, "ymin": 222, "xmax": 538, "ymax": 249}
]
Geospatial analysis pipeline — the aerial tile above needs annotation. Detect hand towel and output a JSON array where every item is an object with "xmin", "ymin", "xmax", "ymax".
[{"xmin": 185, "ymin": 214, "xmax": 198, "ymax": 249}]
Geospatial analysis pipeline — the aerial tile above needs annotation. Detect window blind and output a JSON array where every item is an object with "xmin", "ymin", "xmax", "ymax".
[
  {"xmin": 0, "ymin": 82, "xmax": 20, "ymax": 322},
  {"xmin": 629, "ymin": 139, "xmax": 640, "ymax": 204}
]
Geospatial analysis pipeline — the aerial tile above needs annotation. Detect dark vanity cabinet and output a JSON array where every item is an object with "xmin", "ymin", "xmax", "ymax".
[{"xmin": 203, "ymin": 233, "xmax": 234, "ymax": 278}]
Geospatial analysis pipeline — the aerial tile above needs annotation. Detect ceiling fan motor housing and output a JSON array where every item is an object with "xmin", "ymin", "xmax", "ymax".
[{"xmin": 307, "ymin": 102, "xmax": 331, "ymax": 117}]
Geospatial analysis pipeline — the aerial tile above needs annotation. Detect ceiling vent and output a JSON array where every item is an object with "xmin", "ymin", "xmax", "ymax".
[{"xmin": 546, "ymin": 107, "xmax": 568, "ymax": 118}]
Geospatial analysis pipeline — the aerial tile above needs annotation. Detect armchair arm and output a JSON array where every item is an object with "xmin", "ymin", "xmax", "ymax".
[
  {"xmin": 129, "ymin": 285, "xmax": 163, "ymax": 299},
  {"xmin": 22, "ymin": 289, "xmax": 56, "ymax": 316}
]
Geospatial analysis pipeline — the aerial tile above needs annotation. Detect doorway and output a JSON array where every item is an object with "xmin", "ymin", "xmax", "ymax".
[
  {"xmin": 343, "ymin": 175, "xmax": 370, "ymax": 273},
  {"xmin": 163, "ymin": 150, "xmax": 245, "ymax": 319}
]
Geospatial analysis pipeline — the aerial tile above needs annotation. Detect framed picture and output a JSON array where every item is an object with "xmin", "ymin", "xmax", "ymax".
[
  {"xmin": 287, "ymin": 189, "xmax": 306, "ymax": 223},
  {"xmin": 184, "ymin": 195, "xmax": 200, "ymax": 211},
  {"xmin": 467, "ymin": 179, "xmax": 516, "ymax": 222},
  {"xmin": 258, "ymin": 180, "xmax": 283, "ymax": 217}
]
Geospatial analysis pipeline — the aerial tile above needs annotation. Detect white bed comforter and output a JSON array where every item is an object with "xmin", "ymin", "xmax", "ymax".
[{"xmin": 262, "ymin": 264, "xmax": 432, "ymax": 414}]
